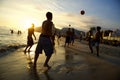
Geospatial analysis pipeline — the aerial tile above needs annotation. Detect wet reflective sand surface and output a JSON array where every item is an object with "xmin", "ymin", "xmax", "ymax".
[{"xmin": 0, "ymin": 39, "xmax": 120, "ymax": 80}]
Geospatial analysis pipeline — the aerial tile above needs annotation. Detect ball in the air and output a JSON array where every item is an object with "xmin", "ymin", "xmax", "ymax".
[{"xmin": 80, "ymin": 10, "xmax": 85, "ymax": 15}]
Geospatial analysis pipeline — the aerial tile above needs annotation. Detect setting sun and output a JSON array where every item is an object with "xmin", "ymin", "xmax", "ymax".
[{"xmin": 23, "ymin": 19, "xmax": 38, "ymax": 29}]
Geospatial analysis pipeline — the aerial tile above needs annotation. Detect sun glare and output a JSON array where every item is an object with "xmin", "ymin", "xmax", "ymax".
[
  {"xmin": 23, "ymin": 20, "xmax": 33, "ymax": 29},
  {"xmin": 23, "ymin": 19, "xmax": 38, "ymax": 30}
]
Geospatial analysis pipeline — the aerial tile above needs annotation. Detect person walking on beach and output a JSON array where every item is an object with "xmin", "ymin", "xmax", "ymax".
[
  {"xmin": 86, "ymin": 30, "xmax": 94, "ymax": 53},
  {"xmin": 57, "ymin": 31, "xmax": 61, "ymax": 45},
  {"xmin": 64, "ymin": 28, "xmax": 71, "ymax": 47},
  {"xmin": 24, "ymin": 23, "xmax": 36, "ymax": 52},
  {"xmin": 34, "ymin": 12, "xmax": 55, "ymax": 69},
  {"xmin": 71, "ymin": 28, "xmax": 75, "ymax": 45},
  {"xmin": 94, "ymin": 26, "xmax": 103, "ymax": 56},
  {"xmin": 79, "ymin": 32, "xmax": 83, "ymax": 42}
]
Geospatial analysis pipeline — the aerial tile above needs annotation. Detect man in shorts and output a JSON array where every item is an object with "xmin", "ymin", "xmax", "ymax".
[
  {"xmin": 34, "ymin": 12, "xmax": 55, "ymax": 69},
  {"xmin": 94, "ymin": 26, "xmax": 103, "ymax": 56},
  {"xmin": 64, "ymin": 28, "xmax": 71, "ymax": 47},
  {"xmin": 24, "ymin": 23, "xmax": 36, "ymax": 52},
  {"xmin": 87, "ymin": 30, "xmax": 94, "ymax": 54}
]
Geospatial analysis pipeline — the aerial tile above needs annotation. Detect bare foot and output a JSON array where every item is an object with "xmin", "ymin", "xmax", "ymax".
[{"xmin": 44, "ymin": 64, "xmax": 51, "ymax": 69}]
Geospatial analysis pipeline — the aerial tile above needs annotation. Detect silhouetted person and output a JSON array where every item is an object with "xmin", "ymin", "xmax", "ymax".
[
  {"xmin": 71, "ymin": 28, "xmax": 75, "ymax": 45},
  {"xmin": 24, "ymin": 23, "xmax": 36, "ymax": 52},
  {"xmin": 94, "ymin": 26, "xmax": 103, "ymax": 56},
  {"xmin": 10, "ymin": 29, "xmax": 14, "ymax": 34},
  {"xmin": 87, "ymin": 30, "xmax": 94, "ymax": 53},
  {"xmin": 34, "ymin": 12, "xmax": 55, "ymax": 69},
  {"xmin": 64, "ymin": 28, "xmax": 71, "ymax": 47},
  {"xmin": 17, "ymin": 30, "xmax": 22, "ymax": 35},
  {"xmin": 79, "ymin": 32, "xmax": 83, "ymax": 42},
  {"xmin": 57, "ymin": 31, "xmax": 61, "ymax": 45}
]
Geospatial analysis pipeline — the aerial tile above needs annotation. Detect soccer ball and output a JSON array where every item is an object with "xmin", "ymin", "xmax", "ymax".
[{"xmin": 80, "ymin": 10, "xmax": 85, "ymax": 15}]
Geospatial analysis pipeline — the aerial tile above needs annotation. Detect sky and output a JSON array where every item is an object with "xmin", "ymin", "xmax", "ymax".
[{"xmin": 0, "ymin": 0, "xmax": 120, "ymax": 31}]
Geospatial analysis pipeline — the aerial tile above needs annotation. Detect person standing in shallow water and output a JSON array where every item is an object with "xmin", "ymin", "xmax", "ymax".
[
  {"xmin": 24, "ymin": 23, "xmax": 36, "ymax": 52},
  {"xmin": 34, "ymin": 12, "xmax": 55, "ymax": 69}
]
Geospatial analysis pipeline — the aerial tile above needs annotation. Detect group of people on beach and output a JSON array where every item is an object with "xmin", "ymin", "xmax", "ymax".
[
  {"xmin": 86, "ymin": 26, "xmax": 103, "ymax": 56},
  {"xmin": 24, "ymin": 12, "xmax": 103, "ymax": 70}
]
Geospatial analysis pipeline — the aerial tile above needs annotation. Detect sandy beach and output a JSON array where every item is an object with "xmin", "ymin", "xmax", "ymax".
[{"xmin": 0, "ymin": 38, "xmax": 120, "ymax": 80}]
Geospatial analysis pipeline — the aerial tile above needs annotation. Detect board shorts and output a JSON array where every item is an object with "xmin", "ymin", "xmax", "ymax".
[
  {"xmin": 95, "ymin": 42, "xmax": 100, "ymax": 47},
  {"xmin": 35, "ymin": 34, "xmax": 53, "ymax": 56},
  {"xmin": 65, "ymin": 36, "xmax": 70, "ymax": 43},
  {"xmin": 27, "ymin": 36, "xmax": 33, "ymax": 46},
  {"xmin": 89, "ymin": 41, "xmax": 99, "ymax": 47},
  {"xmin": 71, "ymin": 36, "xmax": 75, "ymax": 42}
]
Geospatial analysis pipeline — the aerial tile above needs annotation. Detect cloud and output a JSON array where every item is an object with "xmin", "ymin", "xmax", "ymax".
[
  {"xmin": 1, "ymin": 0, "xmax": 119, "ymax": 31},
  {"xmin": 53, "ymin": 12, "xmax": 101, "ymax": 31}
]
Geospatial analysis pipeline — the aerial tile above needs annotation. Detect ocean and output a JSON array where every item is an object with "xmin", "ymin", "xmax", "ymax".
[{"xmin": 0, "ymin": 26, "xmax": 40, "ymax": 56}]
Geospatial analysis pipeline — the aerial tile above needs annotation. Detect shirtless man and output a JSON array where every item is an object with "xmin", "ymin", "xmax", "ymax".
[
  {"xmin": 24, "ymin": 23, "xmax": 36, "ymax": 52},
  {"xmin": 34, "ymin": 12, "xmax": 55, "ymax": 69},
  {"xmin": 94, "ymin": 26, "xmax": 103, "ymax": 56}
]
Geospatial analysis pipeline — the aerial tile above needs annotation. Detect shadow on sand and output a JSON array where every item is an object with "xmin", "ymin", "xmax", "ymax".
[{"xmin": 25, "ymin": 52, "xmax": 53, "ymax": 80}]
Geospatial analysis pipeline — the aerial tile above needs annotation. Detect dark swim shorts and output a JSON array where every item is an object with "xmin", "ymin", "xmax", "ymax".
[
  {"xmin": 27, "ymin": 36, "xmax": 33, "ymax": 46},
  {"xmin": 35, "ymin": 35, "xmax": 53, "ymax": 56}
]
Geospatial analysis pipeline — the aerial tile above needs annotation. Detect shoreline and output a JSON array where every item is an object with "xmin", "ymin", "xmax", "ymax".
[
  {"xmin": 0, "ymin": 38, "xmax": 120, "ymax": 58},
  {"xmin": 0, "ymin": 39, "xmax": 120, "ymax": 80}
]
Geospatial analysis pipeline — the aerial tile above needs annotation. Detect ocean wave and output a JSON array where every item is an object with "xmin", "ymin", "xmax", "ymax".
[{"xmin": 0, "ymin": 44, "xmax": 26, "ymax": 55}]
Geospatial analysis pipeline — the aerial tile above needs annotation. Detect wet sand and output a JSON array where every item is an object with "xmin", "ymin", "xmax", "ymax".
[{"xmin": 0, "ymin": 38, "xmax": 120, "ymax": 80}]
